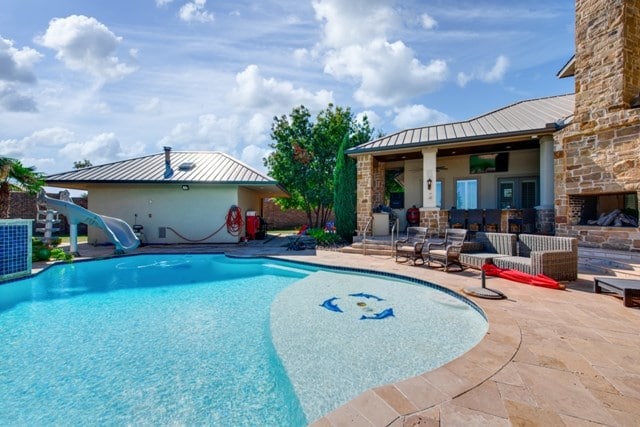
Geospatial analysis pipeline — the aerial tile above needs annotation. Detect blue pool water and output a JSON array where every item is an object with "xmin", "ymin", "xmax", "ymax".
[{"xmin": 0, "ymin": 254, "xmax": 488, "ymax": 425}]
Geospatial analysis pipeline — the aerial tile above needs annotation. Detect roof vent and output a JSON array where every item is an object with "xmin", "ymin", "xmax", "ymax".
[{"xmin": 178, "ymin": 162, "xmax": 196, "ymax": 171}]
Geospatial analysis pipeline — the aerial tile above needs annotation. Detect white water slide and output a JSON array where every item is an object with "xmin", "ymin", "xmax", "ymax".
[{"xmin": 38, "ymin": 190, "xmax": 140, "ymax": 254}]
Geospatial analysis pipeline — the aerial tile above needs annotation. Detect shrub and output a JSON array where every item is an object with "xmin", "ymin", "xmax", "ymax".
[{"xmin": 306, "ymin": 228, "xmax": 343, "ymax": 247}]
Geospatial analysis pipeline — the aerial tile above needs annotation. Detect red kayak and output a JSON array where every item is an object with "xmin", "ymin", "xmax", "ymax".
[{"xmin": 481, "ymin": 263, "xmax": 564, "ymax": 290}]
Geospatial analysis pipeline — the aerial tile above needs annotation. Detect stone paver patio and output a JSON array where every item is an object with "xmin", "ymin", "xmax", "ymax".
[{"xmin": 30, "ymin": 239, "xmax": 640, "ymax": 426}]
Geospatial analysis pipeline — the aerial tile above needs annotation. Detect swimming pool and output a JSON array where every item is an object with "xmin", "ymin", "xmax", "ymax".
[{"xmin": 0, "ymin": 254, "xmax": 487, "ymax": 425}]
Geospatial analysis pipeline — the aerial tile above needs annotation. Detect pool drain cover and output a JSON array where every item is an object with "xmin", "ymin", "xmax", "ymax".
[{"xmin": 463, "ymin": 286, "xmax": 506, "ymax": 299}]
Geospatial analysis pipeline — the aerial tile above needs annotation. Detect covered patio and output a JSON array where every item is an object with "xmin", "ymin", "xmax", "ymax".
[{"xmin": 347, "ymin": 94, "xmax": 575, "ymax": 238}]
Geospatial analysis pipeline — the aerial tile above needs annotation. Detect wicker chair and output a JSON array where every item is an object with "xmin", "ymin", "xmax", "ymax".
[
  {"xmin": 395, "ymin": 227, "xmax": 429, "ymax": 265},
  {"xmin": 466, "ymin": 209, "xmax": 484, "ymax": 232},
  {"xmin": 459, "ymin": 232, "xmax": 518, "ymax": 270},
  {"xmin": 449, "ymin": 209, "xmax": 466, "ymax": 229},
  {"xmin": 493, "ymin": 234, "xmax": 578, "ymax": 281},
  {"xmin": 508, "ymin": 208, "xmax": 537, "ymax": 234},
  {"xmin": 424, "ymin": 228, "xmax": 468, "ymax": 272},
  {"xmin": 484, "ymin": 209, "xmax": 502, "ymax": 232}
]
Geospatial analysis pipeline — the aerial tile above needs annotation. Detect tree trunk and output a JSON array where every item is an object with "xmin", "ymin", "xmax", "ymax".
[{"xmin": 0, "ymin": 182, "xmax": 10, "ymax": 218}]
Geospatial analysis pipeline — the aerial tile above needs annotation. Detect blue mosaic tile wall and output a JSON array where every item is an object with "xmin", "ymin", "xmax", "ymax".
[{"xmin": 0, "ymin": 219, "xmax": 33, "ymax": 280}]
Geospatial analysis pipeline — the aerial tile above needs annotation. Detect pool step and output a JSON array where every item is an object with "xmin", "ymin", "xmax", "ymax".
[{"xmin": 340, "ymin": 240, "xmax": 394, "ymax": 256}]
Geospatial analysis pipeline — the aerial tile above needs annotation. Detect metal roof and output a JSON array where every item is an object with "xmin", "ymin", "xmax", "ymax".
[
  {"xmin": 46, "ymin": 151, "xmax": 284, "ymax": 190},
  {"xmin": 347, "ymin": 94, "xmax": 575, "ymax": 155}
]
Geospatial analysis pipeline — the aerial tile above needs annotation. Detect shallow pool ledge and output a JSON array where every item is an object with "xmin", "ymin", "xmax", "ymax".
[{"xmin": 310, "ymin": 304, "xmax": 521, "ymax": 426}]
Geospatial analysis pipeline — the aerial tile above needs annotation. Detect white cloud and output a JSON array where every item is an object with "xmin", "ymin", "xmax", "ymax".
[
  {"xmin": 1, "ymin": 127, "xmax": 76, "ymax": 171},
  {"xmin": 157, "ymin": 111, "xmax": 270, "ymax": 171},
  {"xmin": 241, "ymin": 144, "xmax": 270, "ymax": 173},
  {"xmin": 179, "ymin": 0, "xmax": 214, "ymax": 23},
  {"xmin": 293, "ymin": 48, "xmax": 309, "ymax": 65},
  {"xmin": 484, "ymin": 55, "xmax": 509, "ymax": 82},
  {"xmin": 312, "ymin": 0, "xmax": 448, "ymax": 107},
  {"xmin": 158, "ymin": 114, "xmax": 241, "ymax": 154},
  {"xmin": 0, "ymin": 82, "xmax": 37, "ymax": 112},
  {"xmin": 155, "ymin": 0, "xmax": 174, "ymax": 6},
  {"xmin": 59, "ymin": 132, "xmax": 126, "ymax": 165},
  {"xmin": 37, "ymin": 15, "xmax": 136, "ymax": 81},
  {"xmin": 0, "ymin": 37, "xmax": 42, "ymax": 111},
  {"xmin": 457, "ymin": 55, "xmax": 510, "ymax": 87},
  {"xmin": 324, "ymin": 39, "xmax": 448, "ymax": 107},
  {"xmin": 136, "ymin": 97, "xmax": 162, "ymax": 114},
  {"xmin": 0, "ymin": 36, "xmax": 42, "ymax": 84},
  {"xmin": 392, "ymin": 104, "xmax": 451, "ymax": 129},
  {"xmin": 312, "ymin": 0, "xmax": 398, "ymax": 48},
  {"xmin": 421, "ymin": 13, "xmax": 437, "ymax": 30},
  {"xmin": 230, "ymin": 64, "xmax": 333, "ymax": 113},
  {"xmin": 356, "ymin": 110, "xmax": 381, "ymax": 130}
]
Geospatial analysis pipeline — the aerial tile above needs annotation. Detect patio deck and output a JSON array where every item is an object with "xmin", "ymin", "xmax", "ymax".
[{"xmin": 30, "ymin": 238, "xmax": 640, "ymax": 426}]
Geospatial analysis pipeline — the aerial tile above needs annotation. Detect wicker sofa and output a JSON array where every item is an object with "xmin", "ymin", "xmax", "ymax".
[
  {"xmin": 492, "ymin": 234, "xmax": 578, "ymax": 281},
  {"xmin": 459, "ymin": 232, "xmax": 518, "ymax": 270}
]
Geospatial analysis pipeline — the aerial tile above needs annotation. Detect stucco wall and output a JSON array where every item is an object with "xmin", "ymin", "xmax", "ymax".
[
  {"xmin": 403, "ymin": 159, "xmax": 423, "ymax": 208},
  {"xmin": 85, "ymin": 184, "xmax": 241, "ymax": 244},
  {"xmin": 404, "ymin": 148, "xmax": 539, "ymax": 210}
]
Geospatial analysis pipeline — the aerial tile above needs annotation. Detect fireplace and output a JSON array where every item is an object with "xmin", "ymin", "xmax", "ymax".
[{"xmin": 569, "ymin": 193, "xmax": 639, "ymax": 227}]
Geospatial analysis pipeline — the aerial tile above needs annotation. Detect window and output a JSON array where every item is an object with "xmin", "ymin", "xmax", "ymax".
[
  {"xmin": 456, "ymin": 179, "xmax": 477, "ymax": 209},
  {"xmin": 498, "ymin": 177, "xmax": 538, "ymax": 209},
  {"xmin": 436, "ymin": 181, "xmax": 442, "ymax": 208}
]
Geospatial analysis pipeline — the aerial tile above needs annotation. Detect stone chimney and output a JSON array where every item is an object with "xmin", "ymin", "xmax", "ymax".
[
  {"xmin": 574, "ymin": 0, "xmax": 640, "ymax": 127},
  {"xmin": 163, "ymin": 146, "xmax": 174, "ymax": 178}
]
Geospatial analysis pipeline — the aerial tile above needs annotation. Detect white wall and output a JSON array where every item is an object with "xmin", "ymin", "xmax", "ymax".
[
  {"xmin": 397, "ymin": 149, "xmax": 539, "ymax": 210},
  {"xmin": 85, "ymin": 184, "xmax": 241, "ymax": 244},
  {"xmin": 403, "ymin": 159, "xmax": 423, "ymax": 208}
]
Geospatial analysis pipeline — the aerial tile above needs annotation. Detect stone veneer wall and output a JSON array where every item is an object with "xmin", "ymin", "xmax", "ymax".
[
  {"xmin": 355, "ymin": 154, "xmax": 386, "ymax": 235},
  {"xmin": 555, "ymin": 0, "xmax": 640, "ymax": 251},
  {"xmin": 420, "ymin": 209, "xmax": 449, "ymax": 237}
]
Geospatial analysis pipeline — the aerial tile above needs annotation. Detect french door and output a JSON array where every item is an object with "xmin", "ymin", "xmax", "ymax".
[{"xmin": 498, "ymin": 177, "xmax": 538, "ymax": 209}]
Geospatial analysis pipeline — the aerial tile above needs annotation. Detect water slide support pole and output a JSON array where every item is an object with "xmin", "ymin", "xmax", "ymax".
[{"xmin": 70, "ymin": 223, "xmax": 79, "ymax": 256}]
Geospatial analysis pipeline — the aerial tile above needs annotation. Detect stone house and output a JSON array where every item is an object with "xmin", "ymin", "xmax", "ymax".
[
  {"xmin": 554, "ymin": 0, "xmax": 640, "ymax": 251},
  {"xmin": 347, "ymin": 0, "xmax": 639, "ymax": 251}
]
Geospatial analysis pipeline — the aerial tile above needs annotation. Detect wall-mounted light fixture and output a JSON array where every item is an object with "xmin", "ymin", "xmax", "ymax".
[
  {"xmin": 181, "ymin": 185, "xmax": 190, "ymax": 191},
  {"xmin": 427, "ymin": 178, "xmax": 433, "ymax": 190}
]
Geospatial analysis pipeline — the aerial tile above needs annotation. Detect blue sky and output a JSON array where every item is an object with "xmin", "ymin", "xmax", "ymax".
[{"xmin": 0, "ymin": 0, "xmax": 575, "ymax": 175}]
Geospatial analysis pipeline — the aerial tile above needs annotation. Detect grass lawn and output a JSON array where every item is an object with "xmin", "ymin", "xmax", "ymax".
[{"xmin": 57, "ymin": 235, "xmax": 89, "ymax": 245}]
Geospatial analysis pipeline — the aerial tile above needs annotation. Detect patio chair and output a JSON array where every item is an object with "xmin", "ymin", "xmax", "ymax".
[
  {"xmin": 466, "ymin": 209, "xmax": 484, "ymax": 232},
  {"xmin": 395, "ymin": 226, "xmax": 428, "ymax": 265},
  {"xmin": 449, "ymin": 209, "xmax": 466, "ymax": 229},
  {"xmin": 424, "ymin": 228, "xmax": 468, "ymax": 272},
  {"xmin": 508, "ymin": 208, "xmax": 537, "ymax": 234},
  {"xmin": 484, "ymin": 209, "xmax": 502, "ymax": 232}
]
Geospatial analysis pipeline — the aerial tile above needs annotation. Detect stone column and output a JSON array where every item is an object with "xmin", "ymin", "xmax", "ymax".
[
  {"xmin": 356, "ymin": 154, "xmax": 374, "ymax": 235},
  {"xmin": 539, "ymin": 135, "xmax": 555, "ymax": 209},
  {"xmin": 421, "ymin": 147, "xmax": 438, "ymax": 209}
]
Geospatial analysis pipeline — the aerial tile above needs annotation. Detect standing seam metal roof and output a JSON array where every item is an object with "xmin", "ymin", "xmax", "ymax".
[
  {"xmin": 45, "ymin": 151, "xmax": 278, "ymax": 184},
  {"xmin": 347, "ymin": 93, "xmax": 575, "ymax": 154}
]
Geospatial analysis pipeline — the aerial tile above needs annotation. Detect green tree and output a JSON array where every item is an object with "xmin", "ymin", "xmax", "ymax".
[
  {"xmin": 0, "ymin": 157, "xmax": 45, "ymax": 218},
  {"xmin": 265, "ymin": 104, "xmax": 371, "ymax": 228},
  {"xmin": 333, "ymin": 116, "xmax": 373, "ymax": 242},
  {"xmin": 73, "ymin": 159, "xmax": 93, "ymax": 169}
]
